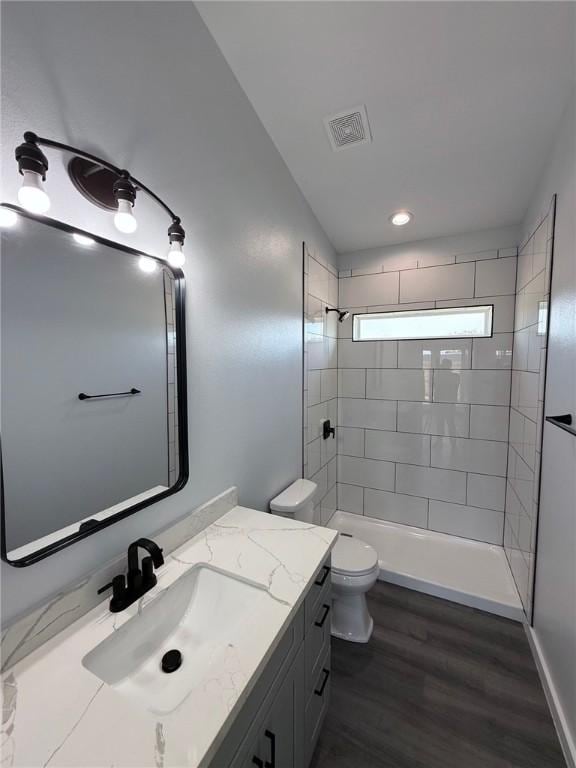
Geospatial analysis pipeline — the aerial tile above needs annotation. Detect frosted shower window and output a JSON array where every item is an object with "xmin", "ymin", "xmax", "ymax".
[{"xmin": 353, "ymin": 305, "xmax": 493, "ymax": 341}]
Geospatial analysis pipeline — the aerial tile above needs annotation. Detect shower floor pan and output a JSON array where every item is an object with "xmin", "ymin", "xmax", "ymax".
[{"xmin": 327, "ymin": 510, "xmax": 524, "ymax": 621}]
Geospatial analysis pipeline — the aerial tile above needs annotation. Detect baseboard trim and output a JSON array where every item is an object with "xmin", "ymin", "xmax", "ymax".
[{"xmin": 525, "ymin": 624, "xmax": 576, "ymax": 768}]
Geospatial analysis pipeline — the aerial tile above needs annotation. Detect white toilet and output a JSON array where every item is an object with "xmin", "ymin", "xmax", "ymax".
[{"xmin": 270, "ymin": 479, "xmax": 379, "ymax": 643}]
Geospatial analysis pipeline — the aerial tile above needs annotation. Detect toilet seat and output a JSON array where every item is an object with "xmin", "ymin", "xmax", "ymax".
[{"xmin": 331, "ymin": 534, "xmax": 378, "ymax": 577}]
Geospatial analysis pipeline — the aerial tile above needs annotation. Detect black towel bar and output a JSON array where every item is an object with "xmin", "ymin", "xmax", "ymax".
[
  {"xmin": 78, "ymin": 388, "xmax": 141, "ymax": 400},
  {"xmin": 545, "ymin": 414, "xmax": 576, "ymax": 437}
]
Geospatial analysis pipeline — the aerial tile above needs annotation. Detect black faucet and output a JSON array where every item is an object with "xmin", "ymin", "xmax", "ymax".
[{"xmin": 98, "ymin": 538, "xmax": 164, "ymax": 613}]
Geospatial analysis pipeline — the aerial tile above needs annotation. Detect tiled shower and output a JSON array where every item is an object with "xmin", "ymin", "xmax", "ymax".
[
  {"xmin": 303, "ymin": 245, "xmax": 339, "ymax": 524},
  {"xmin": 304, "ymin": 215, "xmax": 555, "ymax": 619},
  {"xmin": 505, "ymin": 198, "xmax": 555, "ymax": 615},
  {"xmin": 336, "ymin": 247, "xmax": 516, "ymax": 546}
]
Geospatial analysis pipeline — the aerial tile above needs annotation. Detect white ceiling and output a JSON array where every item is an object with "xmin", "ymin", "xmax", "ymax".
[{"xmin": 198, "ymin": 2, "xmax": 575, "ymax": 253}]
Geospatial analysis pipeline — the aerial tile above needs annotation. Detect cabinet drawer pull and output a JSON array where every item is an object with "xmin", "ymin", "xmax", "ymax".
[
  {"xmin": 314, "ymin": 603, "xmax": 331, "ymax": 628},
  {"xmin": 314, "ymin": 565, "xmax": 330, "ymax": 586},
  {"xmin": 252, "ymin": 758, "xmax": 263, "ymax": 767},
  {"xmin": 314, "ymin": 668, "xmax": 330, "ymax": 697},
  {"xmin": 264, "ymin": 729, "xmax": 275, "ymax": 768}
]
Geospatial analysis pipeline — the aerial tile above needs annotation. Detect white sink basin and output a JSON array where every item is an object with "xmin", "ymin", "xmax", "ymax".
[{"xmin": 82, "ymin": 565, "xmax": 270, "ymax": 715}]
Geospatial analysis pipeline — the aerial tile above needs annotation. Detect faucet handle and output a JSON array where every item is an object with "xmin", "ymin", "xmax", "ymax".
[
  {"xmin": 98, "ymin": 574, "xmax": 125, "ymax": 595},
  {"xmin": 109, "ymin": 574, "xmax": 127, "ymax": 611},
  {"xmin": 98, "ymin": 574, "xmax": 127, "ymax": 611}
]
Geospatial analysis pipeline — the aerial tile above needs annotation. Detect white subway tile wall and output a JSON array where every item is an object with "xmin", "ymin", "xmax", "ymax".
[
  {"xmin": 398, "ymin": 338, "xmax": 472, "ymax": 369},
  {"xmin": 431, "ymin": 435, "xmax": 508, "ymax": 476},
  {"xmin": 337, "ymin": 482, "xmax": 363, "ymax": 514},
  {"xmin": 338, "ymin": 339, "xmax": 397, "ymax": 368},
  {"xmin": 338, "ymin": 397, "xmax": 397, "ymax": 430},
  {"xmin": 428, "ymin": 500, "xmax": 504, "ymax": 545},
  {"xmin": 338, "ymin": 455, "xmax": 395, "ymax": 491},
  {"xmin": 366, "ymin": 369, "xmax": 433, "ymax": 401},
  {"xmin": 399, "ymin": 261, "xmax": 475, "ymax": 302},
  {"xmin": 303, "ymin": 245, "xmax": 339, "ymax": 524},
  {"xmin": 364, "ymin": 487, "xmax": 428, "ymax": 527},
  {"xmin": 365, "ymin": 429, "xmax": 431, "ymax": 466},
  {"xmin": 336, "ymin": 244, "xmax": 518, "ymax": 544},
  {"xmin": 337, "ymin": 426, "xmax": 365, "ymax": 457},
  {"xmin": 504, "ymin": 198, "xmax": 555, "ymax": 616},
  {"xmin": 340, "ymin": 271, "xmax": 399, "ymax": 306},
  {"xmin": 337, "ymin": 368, "xmax": 366, "ymax": 398},
  {"xmin": 397, "ymin": 401, "xmax": 470, "ymax": 437}
]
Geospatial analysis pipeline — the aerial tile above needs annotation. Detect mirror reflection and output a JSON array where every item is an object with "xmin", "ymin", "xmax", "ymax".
[{"xmin": 1, "ymin": 210, "xmax": 186, "ymax": 564}]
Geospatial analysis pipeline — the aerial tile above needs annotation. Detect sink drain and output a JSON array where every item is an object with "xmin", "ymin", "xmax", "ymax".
[{"xmin": 161, "ymin": 649, "xmax": 182, "ymax": 673}]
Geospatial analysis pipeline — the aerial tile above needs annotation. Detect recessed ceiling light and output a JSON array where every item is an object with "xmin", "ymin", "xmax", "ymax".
[
  {"xmin": 389, "ymin": 210, "xmax": 413, "ymax": 226},
  {"xmin": 72, "ymin": 232, "xmax": 95, "ymax": 247}
]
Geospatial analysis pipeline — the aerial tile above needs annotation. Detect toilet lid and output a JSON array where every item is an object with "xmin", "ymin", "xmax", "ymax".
[{"xmin": 332, "ymin": 535, "xmax": 378, "ymax": 576}]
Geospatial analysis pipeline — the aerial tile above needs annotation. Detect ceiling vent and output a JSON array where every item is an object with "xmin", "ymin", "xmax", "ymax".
[{"xmin": 324, "ymin": 105, "xmax": 372, "ymax": 152}]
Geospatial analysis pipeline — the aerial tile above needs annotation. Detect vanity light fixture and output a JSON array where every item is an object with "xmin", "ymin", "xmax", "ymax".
[
  {"xmin": 113, "ymin": 174, "xmax": 138, "ymax": 234},
  {"xmin": 0, "ymin": 208, "xmax": 18, "ymax": 228},
  {"xmin": 14, "ymin": 131, "xmax": 186, "ymax": 266},
  {"xmin": 15, "ymin": 134, "xmax": 50, "ymax": 214},
  {"xmin": 167, "ymin": 219, "xmax": 186, "ymax": 268},
  {"xmin": 72, "ymin": 232, "xmax": 96, "ymax": 247},
  {"xmin": 389, "ymin": 210, "xmax": 413, "ymax": 226}
]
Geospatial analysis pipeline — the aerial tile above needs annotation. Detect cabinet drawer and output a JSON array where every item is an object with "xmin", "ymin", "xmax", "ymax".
[
  {"xmin": 305, "ymin": 577, "xmax": 331, "ymax": 693},
  {"xmin": 305, "ymin": 646, "xmax": 331, "ymax": 766},
  {"xmin": 305, "ymin": 557, "xmax": 331, "ymax": 626},
  {"xmin": 230, "ymin": 647, "xmax": 305, "ymax": 768}
]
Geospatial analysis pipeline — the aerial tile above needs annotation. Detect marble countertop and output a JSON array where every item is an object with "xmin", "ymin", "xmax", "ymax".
[{"xmin": 2, "ymin": 506, "xmax": 337, "ymax": 768}]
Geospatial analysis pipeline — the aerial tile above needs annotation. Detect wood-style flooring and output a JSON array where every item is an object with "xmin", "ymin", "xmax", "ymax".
[{"xmin": 310, "ymin": 581, "xmax": 565, "ymax": 768}]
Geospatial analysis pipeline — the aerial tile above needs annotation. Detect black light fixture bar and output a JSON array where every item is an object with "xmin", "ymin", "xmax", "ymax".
[{"xmin": 22, "ymin": 131, "xmax": 180, "ymax": 223}]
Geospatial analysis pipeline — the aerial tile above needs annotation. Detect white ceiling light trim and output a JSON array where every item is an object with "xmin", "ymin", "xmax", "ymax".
[{"xmin": 389, "ymin": 210, "xmax": 413, "ymax": 226}]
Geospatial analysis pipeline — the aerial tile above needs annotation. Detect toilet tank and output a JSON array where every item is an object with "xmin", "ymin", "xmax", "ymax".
[{"xmin": 269, "ymin": 479, "xmax": 317, "ymax": 523}]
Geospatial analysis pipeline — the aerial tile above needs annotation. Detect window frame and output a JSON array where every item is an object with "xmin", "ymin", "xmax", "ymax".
[{"xmin": 351, "ymin": 304, "xmax": 495, "ymax": 343}]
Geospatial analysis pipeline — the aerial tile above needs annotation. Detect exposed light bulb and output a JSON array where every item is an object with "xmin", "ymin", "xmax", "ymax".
[
  {"xmin": 18, "ymin": 170, "xmax": 50, "ymax": 214},
  {"xmin": 138, "ymin": 255, "xmax": 157, "ymax": 273},
  {"xmin": 72, "ymin": 232, "xmax": 95, "ymax": 247},
  {"xmin": 0, "ymin": 208, "xmax": 18, "ymax": 228},
  {"xmin": 389, "ymin": 210, "xmax": 413, "ymax": 226},
  {"xmin": 167, "ymin": 240, "xmax": 185, "ymax": 268},
  {"xmin": 114, "ymin": 198, "xmax": 137, "ymax": 234}
]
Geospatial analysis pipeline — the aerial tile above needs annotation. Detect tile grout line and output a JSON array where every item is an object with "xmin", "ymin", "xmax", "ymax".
[{"xmin": 335, "ymin": 480, "xmax": 504, "ymax": 514}]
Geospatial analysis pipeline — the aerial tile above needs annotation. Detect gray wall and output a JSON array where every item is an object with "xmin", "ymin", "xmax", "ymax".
[
  {"xmin": 0, "ymin": 1, "xmax": 335, "ymax": 623},
  {"xmin": 2, "ymin": 220, "xmax": 169, "ymax": 550},
  {"xmin": 525, "ymin": 91, "xmax": 576, "ymax": 759}
]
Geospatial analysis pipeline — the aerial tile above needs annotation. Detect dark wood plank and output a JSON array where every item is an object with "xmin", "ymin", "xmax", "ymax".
[{"xmin": 310, "ymin": 582, "xmax": 566, "ymax": 768}]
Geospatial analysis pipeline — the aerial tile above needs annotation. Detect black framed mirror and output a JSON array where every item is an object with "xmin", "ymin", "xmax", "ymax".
[{"xmin": 0, "ymin": 204, "xmax": 188, "ymax": 566}]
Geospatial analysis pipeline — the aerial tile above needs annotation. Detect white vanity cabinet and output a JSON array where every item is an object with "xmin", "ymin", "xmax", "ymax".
[
  {"xmin": 212, "ymin": 557, "xmax": 332, "ymax": 768},
  {"xmin": 303, "ymin": 561, "xmax": 332, "ymax": 766}
]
